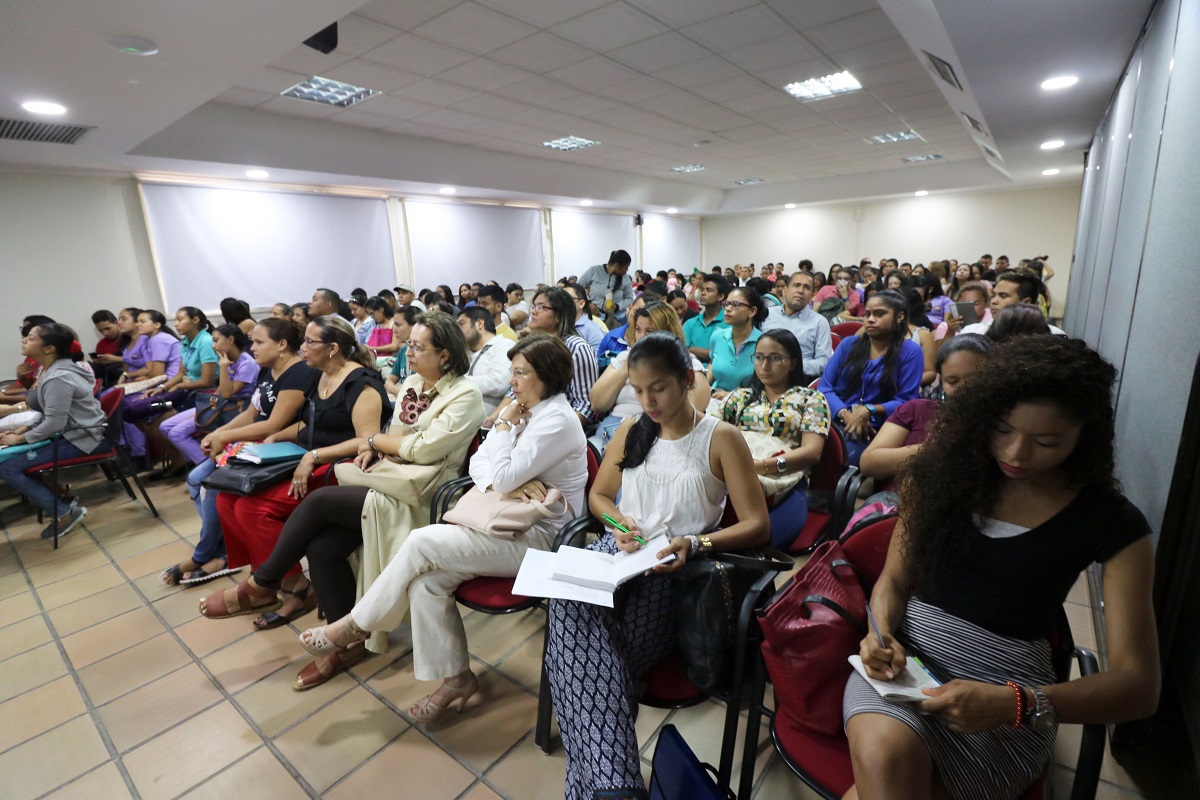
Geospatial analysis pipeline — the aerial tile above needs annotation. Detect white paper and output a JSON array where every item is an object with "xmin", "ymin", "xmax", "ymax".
[
  {"xmin": 552, "ymin": 535, "xmax": 675, "ymax": 591},
  {"xmin": 848, "ymin": 655, "xmax": 942, "ymax": 703},
  {"xmin": 513, "ymin": 550, "xmax": 614, "ymax": 608}
]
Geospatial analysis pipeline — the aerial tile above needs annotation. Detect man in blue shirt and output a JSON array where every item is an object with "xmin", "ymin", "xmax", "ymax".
[
  {"xmin": 682, "ymin": 274, "xmax": 730, "ymax": 364},
  {"xmin": 596, "ymin": 296, "xmax": 645, "ymax": 369},
  {"xmin": 762, "ymin": 271, "xmax": 833, "ymax": 382}
]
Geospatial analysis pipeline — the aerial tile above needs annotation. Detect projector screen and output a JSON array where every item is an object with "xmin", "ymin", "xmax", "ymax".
[
  {"xmin": 641, "ymin": 214, "xmax": 702, "ymax": 275},
  {"xmin": 140, "ymin": 183, "xmax": 396, "ymax": 312},
  {"xmin": 405, "ymin": 200, "xmax": 544, "ymax": 292},
  {"xmin": 551, "ymin": 210, "xmax": 638, "ymax": 279}
]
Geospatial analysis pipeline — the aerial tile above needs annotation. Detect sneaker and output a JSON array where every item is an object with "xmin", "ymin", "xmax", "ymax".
[{"xmin": 40, "ymin": 505, "xmax": 87, "ymax": 540}]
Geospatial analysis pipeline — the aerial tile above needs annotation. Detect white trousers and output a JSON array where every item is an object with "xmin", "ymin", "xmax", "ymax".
[{"xmin": 350, "ymin": 523, "xmax": 553, "ymax": 681}]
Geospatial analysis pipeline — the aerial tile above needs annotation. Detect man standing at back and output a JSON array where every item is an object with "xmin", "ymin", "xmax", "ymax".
[
  {"xmin": 682, "ymin": 274, "xmax": 729, "ymax": 365},
  {"xmin": 578, "ymin": 250, "xmax": 633, "ymax": 326},
  {"xmin": 762, "ymin": 271, "xmax": 833, "ymax": 383}
]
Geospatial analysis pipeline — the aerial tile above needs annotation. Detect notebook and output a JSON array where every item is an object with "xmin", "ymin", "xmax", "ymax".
[
  {"xmin": 848, "ymin": 654, "xmax": 942, "ymax": 703},
  {"xmin": 235, "ymin": 441, "xmax": 308, "ymax": 464},
  {"xmin": 513, "ymin": 535, "xmax": 676, "ymax": 608}
]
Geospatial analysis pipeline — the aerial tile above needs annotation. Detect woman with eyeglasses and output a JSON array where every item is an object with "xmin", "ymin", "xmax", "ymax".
[
  {"xmin": 200, "ymin": 316, "xmax": 388, "ymax": 630},
  {"xmin": 717, "ymin": 329, "xmax": 830, "ymax": 549},
  {"xmin": 707, "ymin": 286, "xmax": 769, "ymax": 406}
]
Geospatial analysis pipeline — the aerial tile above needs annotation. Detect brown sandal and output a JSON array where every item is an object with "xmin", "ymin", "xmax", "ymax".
[
  {"xmin": 293, "ymin": 643, "xmax": 367, "ymax": 691},
  {"xmin": 199, "ymin": 577, "xmax": 280, "ymax": 619}
]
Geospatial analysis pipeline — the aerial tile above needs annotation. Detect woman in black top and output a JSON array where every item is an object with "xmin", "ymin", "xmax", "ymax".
[
  {"xmin": 200, "ymin": 317, "xmax": 388, "ymax": 628},
  {"xmin": 845, "ymin": 336, "xmax": 1159, "ymax": 800}
]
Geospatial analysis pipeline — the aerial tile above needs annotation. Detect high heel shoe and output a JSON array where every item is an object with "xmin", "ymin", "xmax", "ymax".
[
  {"xmin": 299, "ymin": 615, "xmax": 369, "ymax": 656},
  {"xmin": 409, "ymin": 672, "xmax": 480, "ymax": 724}
]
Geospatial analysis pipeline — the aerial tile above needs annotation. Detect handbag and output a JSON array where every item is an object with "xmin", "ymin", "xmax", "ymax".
[
  {"xmin": 442, "ymin": 486, "xmax": 572, "ymax": 540},
  {"xmin": 193, "ymin": 392, "xmax": 249, "ymax": 434},
  {"xmin": 200, "ymin": 456, "xmax": 302, "ymax": 496},
  {"xmin": 740, "ymin": 430, "xmax": 805, "ymax": 499},
  {"xmin": 670, "ymin": 548, "xmax": 793, "ymax": 694},
  {"xmin": 333, "ymin": 456, "xmax": 445, "ymax": 503},
  {"xmin": 648, "ymin": 724, "xmax": 734, "ymax": 800},
  {"xmin": 758, "ymin": 540, "xmax": 867, "ymax": 737}
]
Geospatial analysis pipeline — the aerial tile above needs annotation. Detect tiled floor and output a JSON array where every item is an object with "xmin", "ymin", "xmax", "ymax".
[{"xmin": 0, "ymin": 471, "xmax": 1154, "ymax": 800}]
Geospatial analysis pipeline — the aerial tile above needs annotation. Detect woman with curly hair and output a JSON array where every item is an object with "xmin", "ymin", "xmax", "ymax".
[{"xmin": 845, "ymin": 336, "xmax": 1158, "ymax": 800}]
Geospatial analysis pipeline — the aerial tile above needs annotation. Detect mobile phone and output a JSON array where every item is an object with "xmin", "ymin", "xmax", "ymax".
[
  {"xmin": 953, "ymin": 302, "xmax": 979, "ymax": 325},
  {"xmin": 88, "ymin": 352, "xmax": 99, "ymax": 359}
]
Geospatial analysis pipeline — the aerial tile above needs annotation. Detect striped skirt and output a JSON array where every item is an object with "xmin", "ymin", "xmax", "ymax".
[{"xmin": 843, "ymin": 597, "xmax": 1058, "ymax": 800}]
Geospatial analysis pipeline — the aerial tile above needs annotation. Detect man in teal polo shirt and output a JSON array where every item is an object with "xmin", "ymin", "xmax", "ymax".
[{"xmin": 682, "ymin": 274, "xmax": 730, "ymax": 364}]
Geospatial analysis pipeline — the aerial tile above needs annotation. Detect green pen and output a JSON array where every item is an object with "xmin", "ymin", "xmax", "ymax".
[{"xmin": 601, "ymin": 513, "xmax": 648, "ymax": 546}]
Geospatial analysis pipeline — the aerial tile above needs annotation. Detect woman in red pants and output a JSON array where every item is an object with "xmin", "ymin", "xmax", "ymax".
[{"xmin": 200, "ymin": 316, "xmax": 388, "ymax": 628}]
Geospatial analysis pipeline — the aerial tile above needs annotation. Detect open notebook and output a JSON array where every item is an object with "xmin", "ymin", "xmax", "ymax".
[
  {"xmin": 513, "ymin": 535, "xmax": 675, "ymax": 608},
  {"xmin": 848, "ymin": 654, "xmax": 942, "ymax": 704}
]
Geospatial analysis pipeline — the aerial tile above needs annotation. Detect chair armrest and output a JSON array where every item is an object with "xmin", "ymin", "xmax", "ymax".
[
  {"xmin": 552, "ymin": 513, "xmax": 601, "ymax": 551},
  {"xmin": 1068, "ymin": 647, "xmax": 1106, "ymax": 800},
  {"xmin": 431, "ymin": 475, "xmax": 476, "ymax": 523},
  {"xmin": 834, "ymin": 465, "xmax": 863, "ymax": 536},
  {"xmin": 323, "ymin": 457, "xmax": 353, "ymax": 487}
]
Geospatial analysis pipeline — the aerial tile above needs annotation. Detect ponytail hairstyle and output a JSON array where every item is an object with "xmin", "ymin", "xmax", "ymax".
[
  {"xmin": 728, "ymin": 286, "xmax": 769, "ymax": 328},
  {"xmin": 219, "ymin": 297, "xmax": 253, "ymax": 327},
  {"xmin": 256, "ymin": 316, "xmax": 302, "ymax": 354},
  {"xmin": 140, "ymin": 309, "xmax": 180, "ymax": 340},
  {"xmin": 118, "ymin": 307, "xmax": 143, "ymax": 350},
  {"xmin": 35, "ymin": 323, "xmax": 84, "ymax": 363},
  {"xmin": 618, "ymin": 331, "xmax": 695, "ymax": 471},
  {"xmin": 212, "ymin": 323, "xmax": 248, "ymax": 355},
  {"xmin": 311, "ymin": 315, "xmax": 376, "ymax": 369},
  {"xmin": 836, "ymin": 289, "xmax": 908, "ymax": 402},
  {"xmin": 178, "ymin": 306, "xmax": 215, "ymax": 335}
]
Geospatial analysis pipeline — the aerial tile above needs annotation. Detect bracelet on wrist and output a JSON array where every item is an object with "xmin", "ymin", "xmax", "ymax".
[
  {"xmin": 697, "ymin": 535, "xmax": 715, "ymax": 557},
  {"xmin": 367, "ymin": 434, "xmax": 377, "ymax": 452},
  {"xmin": 310, "ymin": 449, "xmax": 320, "ymax": 466},
  {"xmin": 1004, "ymin": 681, "xmax": 1024, "ymax": 730}
]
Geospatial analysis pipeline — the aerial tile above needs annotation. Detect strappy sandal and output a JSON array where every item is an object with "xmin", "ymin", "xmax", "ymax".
[
  {"xmin": 409, "ymin": 671, "xmax": 480, "ymax": 724},
  {"xmin": 180, "ymin": 558, "xmax": 240, "ymax": 586},
  {"xmin": 254, "ymin": 582, "xmax": 317, "ymax": 630},
  {"xmin": 160, "ymin": 559, "xmax": 200, "ymax": 586},
  {"xmin": 198, "ymin": 577, "xmax": 279, "ymax": 619},
  {"xmin": 299, "ymin": 615, "xmax": 369, "ymax": 657},
  {"xmin": 293, "ymin": 643, "xmax": 367, "ymax": 692}
]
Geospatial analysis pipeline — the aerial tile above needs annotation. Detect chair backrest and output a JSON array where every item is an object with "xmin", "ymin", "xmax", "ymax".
[
  {"xmin": 584, "ymin": 440, "xmax": 601, "ymax": 493},
  {"xmin": 99, "ymin": 386, "xmax": 125, "ymax": 418},
  {"xmin": 808, "ymin": 425, "xmax": 847, "ymax": 492},
  {"xmin": 838, "ymin": 513, "xmax": 897, "ymax": 588},
  {"xmin": 830, "ymin": 332, "xmax": 842, "ymax": 350},
  {"xmin": 830, "ymin": 321, "xmax": 864, "ymax": 338},
  {"xmin": 459, "ymin": 429, "xmax": 485, "ymax": 476}
]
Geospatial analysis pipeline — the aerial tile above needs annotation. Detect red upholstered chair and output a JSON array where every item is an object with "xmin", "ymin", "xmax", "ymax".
[
  {"xmin": 830, "ymin": 321, "xmax": 864, "ymax": 339},
  {"xmin": 781, "ymin": 425, "xmax": 858, "ymax": 554},
  {"xmin": 830, "ymin": 332, "xmax": 842, "ymax": 350},
  {"xmin": 24, "ymin": 387, "xmax": 159, "ymax": 548}
]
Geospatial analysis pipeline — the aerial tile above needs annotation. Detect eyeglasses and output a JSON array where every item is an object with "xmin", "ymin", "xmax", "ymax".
[
  {"xmin": 531, "ymin": 303, "xmax": 552, "ymax": 313},
  {"xmin": 722, "ymin": 301, "xmax": 751, "ymax": 310},
  {"xmin": 302, "ymin": 337, "xmax": 326, "ymax": 347},
  {"xmin": 752, "ymin": 354, "xmax": 790, "ymax": 365},
  {"xmin": 511, "ymin": 368, "xmax": 534, "ymax": 379},
  {"xmin": 407, "ymin": 343, "xmax": 442, "ymax": 355}
]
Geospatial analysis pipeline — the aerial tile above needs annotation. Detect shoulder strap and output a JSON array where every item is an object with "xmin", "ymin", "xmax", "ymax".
[{"xmin": 712, "ymin": 547, "xmax": 794, "ymax": 572}]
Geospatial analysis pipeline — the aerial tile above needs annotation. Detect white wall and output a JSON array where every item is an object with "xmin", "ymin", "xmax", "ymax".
[
  {"xmin": 0, "ymin": 173, "xmax": 159, "ymax": 372},
  {"xmin": 702, "ymin": 184, "xmax": 1082, "ymax": 315}
]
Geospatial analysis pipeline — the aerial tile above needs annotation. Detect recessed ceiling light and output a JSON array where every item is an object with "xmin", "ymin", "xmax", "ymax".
[
  {"xmin": 666, "ymin": 208, "xmax": 678, "ymax": 214},
  {"xmin": 784, "ymin": 71, "xmax": 862, "ymax": 101},
  {"xmin": 1041, "ymin": 139, "xmax": 1065, "ymax": 150},
  {"xmin": 784, "ymin": 203, "xmax": 796, "ymax": 209},
  {"xmin": 694, "ymin": 140, "xmax": 712, "ymax": 147},
  {"xmin": 245, "ymin": 169, "xmax": 269, "ymax": 179},
  {"xmin": 107, "ymin": 35, "xmax": 158, "ymax": 56},
  {"xmin": 1041, "ymin": 75, "xmax": 1079, "ymax": 90},
  {"xmin": 914, "ymin": 190, "xmax": 929, "ymax": 197},
  {"xmin": 439, "ymin": 187, "xmax": 456, "ymax": 195},
  {"xmin": 671, "ymin": 164, "xmax": 705, "ymax": 173},
  {"xmin": 21, "ymin": 101, "xmax": 66, "ymax": 115},
  {"xmin": 902, "ymin": 153, "xmax": 943, "ymax": 163},
  {"xmin": 867, "ymin": 130, "xmax": 920, "ymax": 144},
  {"xmin": 1042, "ymin": 168, "xmax": 1061, "ymax": 176},
  {"xmin": 281, "ymin": 76, "xmax": 381, "ymax": 108},
  {"xmin": 580, "ymin": 199, "xmax": 593, "ymax": 206},
  {"xmin": 734, "ymin": 178, "xmax": 764, "ymax": 185},
  {"xmin": 543, "ymin": 135, "xmax": 599, "ymax": 151}
]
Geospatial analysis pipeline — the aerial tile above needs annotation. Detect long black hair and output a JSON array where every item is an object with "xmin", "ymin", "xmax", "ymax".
[
  {"xmin": 835, "ymin": 289, "xmax": 908, "ymax": 401},
  {"xmin": 904, "ymin": 288, "xmax": 933, "ymax": 330},
  {"xmin": 219, "ymin": 297, "xmax": 254, "ymax": 326},
  {"xmin": 212, "ymin": 323, "xmax": 248, "ymax": 354},
  {"xmin": 140, "ymin": 309, "xmax": 180, "ymax": 340},
  {"xmin": 34, "ymin": 323, "xmax": 84, "ymax": 363},
  {"xmin": 178, "ymin": 306, "xmax": 215, "ymax": 335},
  {"xmin": 746, "ymin": 329, "xmax": 806, "ymax": 404},
  {"xmin": 618, "ymin": 332, "xmax": 695, "ymax": 471},
  {"xmin": 728, "ymin": 286, "xmax": 769, "ymax": 328}
]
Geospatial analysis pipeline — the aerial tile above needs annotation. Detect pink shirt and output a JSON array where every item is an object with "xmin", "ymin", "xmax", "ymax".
[{"xmin": 813, "ymin": 284, "xmax": 864, "ymax": 316}]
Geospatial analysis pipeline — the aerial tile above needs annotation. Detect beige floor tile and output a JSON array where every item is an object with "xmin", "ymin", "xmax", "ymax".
[
  {"xmin": 325, "ymin": 727, "xmax": 477, "ymax": 800},
  {"xmin": 410, "ymin": 670, "xmax": 538, "ymax": 773},
  {"xmin": 123, "ymin": 701, "xmax": 261, "ymax": 800},
  {"xmin": 41, "ymin": 762, "xmax": 134, "ymax": 800},
  {"xmin": 1053, "ymin": 766, "xmax": 1145, "ymax": 799},
  {"xmin": 0, "ymin": 715, "xmax": 110, "ymax": 800},
  {"xmin": 16, "ymin": 530, "xmax": 97, "ymax": 568},
  {"xmin": 0, "ymin": 642, "xmax": 68, "ymax": 703},
  {"xmin": 461, "ymin": 607, "xmax": 546, "ymax": 666},
  {"xmin": 25, "ymin": 547, "xmax": 111, "ymax": 587},
  {"xmin": 98, "ymin": 663, "xmax": 224, "ymax": 752},
  {"xmin": 61, "ymin": 605, "xmax": 165, "ymax": 669},
  {"xmin": 47, "ymin": 582, "xmax": 143, "ymax": 636},
  {"xmin": 174, "ymin": 613, "xmax": 255, "ymax": 658},
  {"xmin": 36, "ymin": 563, "xmax": 125, "ymax": 610},
  {"xmin": 0, "ymin": 674, "xmax": 87, "ymax": 752},
  {"xmin": 0, "ymin": 612, "xmax": 53, "ymax": 659},
  {"xmin": 202, "ymin": 624, "xmax": 305, "ymax": 694},
  {"xmin": 0, "ymin": 569, "xmax": 29, "ymax": 601},
  {"xmin": 77, "ymin": 632, "xmax": 192, "ymax": 706},
  {"xmin": 635, "ymin": 705, "xmax": 673, "ymax": 751},
  {"xmin": 486, "ymin": 731, "xmax": 567, "ymax": 800},
  {"xmin": 274, "ymin": 686, "xmax": 408, "ymax": 793},
  {"xmin": 1055, "ymin": 723, "xmax": 1147, "ymax": 793},
  {"xmin": 1063, "ymin": 602, "xmax": 1097, "ymax": 650},
  {"xmin": 177, "ymin": 746, "xmax": 311, "ymax": 800},
  {"xmin": 234, "ymin": 654, "xmax": 356, "ymax": 737},
  {"xmin": 495, "ymin": 628, "xmax": 550, "ymax": 692},
  {"xmin": 115, "ymin": 540, "xmax": 195, "ymax": 580},
  {"xmin": 750, "ymin": 753, "xmax": 826, "ymax": 799},
  {"xmin": 101, "ymin": 525, "xmax": 182, "ymax": 561},
  {"xmin": 460, "ymin": 784, "xmax": 505, "ymax": 800},
  {"xmin": 0, "ymin": 555, "xmax": 22, "ymax": 578},
  {"xmin": 151, "ymin": 583, "xmax": 210, "ymax": 627}
]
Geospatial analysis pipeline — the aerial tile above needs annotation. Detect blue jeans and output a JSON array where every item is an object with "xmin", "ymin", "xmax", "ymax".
[
  {"xmin": 768, "ymin": 481, "xmax": 809, "ymax": 550},
  {"xmin": 0, "ymin": 438, "xmax": 90, "ymax": 515},
  {"xmin": 187, "ymin": 459, "xmax": 225, "ymax": 564}
]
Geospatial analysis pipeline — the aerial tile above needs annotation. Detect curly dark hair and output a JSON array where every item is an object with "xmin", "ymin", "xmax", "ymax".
[{"xmin": 901, "ymin": 335, "xmax": 1119, "ymax": 593}]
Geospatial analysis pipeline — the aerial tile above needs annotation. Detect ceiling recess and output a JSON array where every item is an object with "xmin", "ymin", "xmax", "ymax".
[{"xmin": 0, "ymin": 118, "xmax": 93, "ymax": 144}]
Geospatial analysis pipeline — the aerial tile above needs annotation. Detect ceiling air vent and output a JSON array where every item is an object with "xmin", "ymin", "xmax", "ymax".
[
  {"xmin": 981, "ymin": 144, "xmax": 1003, "ymax": 161},
  {"xmin": 0, "ymin": 118, "xmax": 93, "ymax": 145},
  {"xmin": 961, "ymin": 112, "xmax": 989, "ymax": 138},
  {"xmin": 923, "ymin": 51, "xmax": 963, "ymax": 91}
]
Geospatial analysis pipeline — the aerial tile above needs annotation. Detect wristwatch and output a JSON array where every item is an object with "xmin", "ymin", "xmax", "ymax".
[
  {"xmin": 1026, "ymin": 686, "xmax": 1057, "ymax": 731},
  {"xmin": 775, "ymin": 456, "xmax": 787, "ymax": 474}
]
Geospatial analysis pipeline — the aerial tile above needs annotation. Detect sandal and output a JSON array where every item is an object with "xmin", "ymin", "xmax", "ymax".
[
  {"xmin": 299, "ymin": 615, "xmax": 369, "ymax": 657},
  {"xmin": 254, "ymin": 582, "xmax": 317, "ymax": 630},
  {"xmin": 293, "ymin": 643, "xmax": 367, "ymax": 692},
  {"xmin": 180, "ymin": 558, "xmax": 240, "ymax": 586},
  {"xmin": 198, "ymin": 577, "xmax": 279, "ymax": 619},
  {"xmin": 160, "ymin": 558, "xmax": 200, "ymax": 586},
  {"xmin": 409, "ymin": 671, "xmax": 480, "ymax": 724}
]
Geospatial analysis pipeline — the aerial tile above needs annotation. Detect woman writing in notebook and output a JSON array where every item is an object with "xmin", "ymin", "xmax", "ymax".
[{"xmin": 846, "ymin": 336, "xmax": 1159, "ymax": 800}]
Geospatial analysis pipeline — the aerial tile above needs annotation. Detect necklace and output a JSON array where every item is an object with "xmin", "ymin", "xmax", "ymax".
[
  {"xmin": 318, "ymin": 366, "xmax": 344, "ymax": 399},
  {"xmin": 644, "ymin": 405, "xmax": 700, "ymax": 485}
]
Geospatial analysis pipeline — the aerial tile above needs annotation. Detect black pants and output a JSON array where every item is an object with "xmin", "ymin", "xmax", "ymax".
[{"xmin": 256, "ymin": 485, "xmax": 369, "ymax": 623}]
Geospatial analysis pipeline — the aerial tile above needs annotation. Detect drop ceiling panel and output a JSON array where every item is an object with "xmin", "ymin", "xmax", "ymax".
[
  {"xmin": 355, "ymin": 0, "xmax": 463, "ymax": 32},
  {"xmin": 488, "ymin": 32, "xmax": 594, "ymax": 73},
  {"xmin": 653, "ymin": 56, "xmax": 745, "ymax": 89},
  {"xmin": 608, "ymin": 32, "xmax": 713, "ymax": 73},
  {"xmin": 476, "ymin": 0, "xmax": 612, "ymax": 29},
  {"xmin": 412, "ymin": 2, "xmax": 538, "ymax": 54},
  {"xmin": 548, "ymin": 57, "xmax": 641, "ymax": 92},
  {"xmin": 683, "ymin": 6, "xmax": 790, "ymax": 52},
  {"xmin": 436, "ymin": 58, "xmax": 533, "ymax": 91},
  {"xmin": 550, "ymin": 4, "xmax": 671, "ymax": 52},
  {"xmin": 633, "ymin": 0, "xmax": 758, "ymax": 29},
  {"xmin": 362, "ymin": 34, "xmax": 477, "ymax": 75},
  {"xmin": 333, "ymin": 14, "xmax": 405, "ymax": 57},
  {"xmin": 692, "ymin": 76, "xmax": 773, "ymax": 104},
  {"xmin": 721, "ymin": 34, "xmax": 823, "ymax": 73},
  {"xmin": 214, "ymin": 87, "xmax": 274, "ymax": 108},
  {"xmin": 268, "ymin": 45, "xmax": 355, "ymax": 76},
  {"xmin": 593, "ymin": 75, "xmax": 678, "ymax": 103},
  {"xmin": 493, "ymin": 76, "xmax": 579, "ymax": 104},
  {"xmin": 259, "ymin": 96, "xmax": 341, "ymax": 119},
  {"xmin": 353, "ymin": 94, "xmax": 440, "ymax": 120},
  {"xmin": 237, "ymin": 67, "xmax": 307, "ymax": 95},
  {"xmin": 766, "ymin": 0, "xmax": 879, "ymax": 31},
  {"xmin": 324, "ymin": 60, "xmax": 426, "ymax": 93},
  {"xmin": 392, "ymin": 78, "xmax": 482, "ymax": 106}
]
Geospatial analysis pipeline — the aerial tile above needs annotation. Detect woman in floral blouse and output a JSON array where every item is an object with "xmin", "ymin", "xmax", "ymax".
[{"xmin": 718, "ymin": 329, "xmax": 830, "ymax": 549}]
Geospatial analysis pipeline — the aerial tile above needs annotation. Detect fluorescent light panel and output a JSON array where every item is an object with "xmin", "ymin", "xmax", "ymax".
[
  {"xmin": 867, "ymin": 130, "xmax": 920, "ymax": 144},
  {"xmin": 902, "ymin": 153, "xmax": 943, "ymax": 163},
  {"xmin": 281, "ymin": 76, "xmax": 381, "ymax": 108},
  {"xmin": 1041, "ymin": 139, "xmax": 1065, "ymax": 150},
  {"xmin": 543, "ymin": 135, "xmax": 599, "ymax": 151},
  {"xmin": 671, "ymin": 164, "xmax": 705, "ymax": 173},
  {"xmin": 734, "ymin": 178, "xmax": 764, "ymax": 185},
  {"xmin": 784, "ymin": 71, "xmax": 861, "ymax": 101},
  {"xmin": 1041, "ymin": 75, "xmax": 1078, "ymax": 90}
]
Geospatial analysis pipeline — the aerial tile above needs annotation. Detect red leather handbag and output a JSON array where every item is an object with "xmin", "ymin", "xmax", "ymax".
[{"xmin": 758, "ymin": 540, "xmax": 868, "ymax": 737}]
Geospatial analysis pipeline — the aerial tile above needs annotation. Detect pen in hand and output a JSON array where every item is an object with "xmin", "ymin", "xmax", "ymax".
[
  {"xmin": 601, "ymin": 513, "xmax": 647, "ymax": 546},
  {"xmin": 864, "ymin": 601, "xmax": 895, "ymax": 679}
]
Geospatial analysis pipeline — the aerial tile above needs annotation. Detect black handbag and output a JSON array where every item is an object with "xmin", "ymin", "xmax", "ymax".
[
  {"xmin": 194, "ymin": 392, "xmax": 250, "ymax": 434},
  {"xmin": 200, "ymin": 457, "xmax": 302, "ymax": 496},
  {"xmin": 669, "ymin": 548, "xmax": 793, "ymax": 694},
  {"xmin": 648, "ymin": 724, "xmax": 734, "ymax": 800}
]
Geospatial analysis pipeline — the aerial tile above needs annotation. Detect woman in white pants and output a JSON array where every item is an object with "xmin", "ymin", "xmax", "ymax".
[{"xmin": 299, "ymin": 333, "xmax": 588, "ymax": 722}]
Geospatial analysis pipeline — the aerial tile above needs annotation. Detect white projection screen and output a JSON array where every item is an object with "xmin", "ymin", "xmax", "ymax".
[
  {"xmin": 140, "ymin": 183, "xmax": 396, "ymax": 312},
  {"xmin": 641, "ymin": 214, "xmax": 702, "ymax": 274},
  {"xmin": 551, "ymin": 210, "xmax": 637, "ymax": 279},
  {"xmin": 405, "ymin": 200, "xmax": 543, "ymax": 291}
]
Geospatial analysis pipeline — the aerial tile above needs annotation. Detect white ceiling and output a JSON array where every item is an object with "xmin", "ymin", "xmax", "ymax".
[{"xmin": 0, "ymin": 0, "xmax": 1155, "ymax": 214}]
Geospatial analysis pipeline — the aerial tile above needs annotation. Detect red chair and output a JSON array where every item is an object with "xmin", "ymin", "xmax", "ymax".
[
  {"xmin": 25, "ymin": 387, "xmax": 158, "ymax": 548},
  {"xmin": 830, "ymin": 321, "xmax": 864, "ymax": 339},
  {"xmin": 830, "ymin": 332, "xmax": 842, "ymax": 350},
  {"xmin": 782, "ymin": 425, "xmax": 857, "ymax": 554}
]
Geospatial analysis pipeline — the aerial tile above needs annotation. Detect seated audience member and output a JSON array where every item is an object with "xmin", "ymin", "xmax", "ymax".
[
  {"xmin": 475, "ymin": 285, "xmax": 517, "ymax": 341},
  {"xmin": 348, "ymin": 296, "xmax": 375, "ymax": 344},
  {"xmin": 902, "ymin": 289, "xmax": 937, "ymax": 387},
  {"xmin": 708, "ymin": 286, "xmax": 769, "ymax": 406},
  {"xmin": 109, "ymin": 307, "xmax": 145, "ymax": 382},
  {"xmin": 746, "ymin": 277, "xmax": 780, "ymax": 310},
  {"xmin": 883, "ymin": 269, "xmax": 905, "ymax": 291},
  {"xmin": 506, "ymin": 283, "xmax": 530, "ymax": 331},
  {"xmin": 291, "ymin": 303, "xmax": 310, "ymax": 328},
  {"xmin": 719, "ymin": 329, "xmax": 830, "ymax": 549},
  {"xmin": 385, "ymin": 305, "xmax": 420, "ymax": 398},
  {"xmin": 2, "ymin": 315, "xmax": 54, "ymax": 401},
  {"xmin": 667, "ymin": 288, "xmax": 698, "ymax": 321},
  {"xmin": 199, "ymin": 316, "xmax": 387, "ymax": 627},
  {"xmin": 591, "ymin": 302, "xmax": 710, "ymax": 448},
  {"xmin": 143, "ymin": 307, "xmax": 221, "ymax": 477},
  {"xmin": 936, "ymin": 281, "xmax": 992, "ymax": 343},
  {"xmin": 393, "ymin": 283, "xmax": 425, "ymax": 311},
  {"xmin": 819, "ymin": 290, "xmax": 923, "ymax": 467},
  {"xmin": 946, "ymin": 262, "xmax": 972, "ymax": 300},
  {"xmin": 846, "ymin": 336, "xmax": 1158, "ymax": 800},
  {"xmin": 813, "ymin": 266, "xmax": 865, "ymax": 320},
  {"xmin": 268, "ymin": 303, "xmax": 292, "ymax": 320},
  {"xmin": 986, "ymin": 304, "xmax": 1053, "ymax": 342},
  {"xmin": 487, "ymin": 287, "xmax": 597, "ymax": 426},
  {"xmin": 377, "ymin": 288, "xmax": 398, "ymax": 311},
  {"xmin": 90, "ymin": 309, "xmax": 126, "ymax": 389},
  {"xmin": 159, "ymin": 324, "xmax": 259, "ymax": 484},
  {"xmin": 222, "ymin": 314, "xmax": 483, "ymax": 687},
  {"xmin": 434, "ymin": 285, "xmax": 457, "ymax": 312},
  {"xmin": 309, "ymin": 288, "xmax": 351, "ymax": 326},
  {"xmin": 545, "ymin": 332, "xmax": 769, "ymax": 799},
  {"xmin": 163, "ymin": 319, "xmax": 315, "ymax": 586},
  {"xmin": 457, "ymin": 306, "xmax": 514, "ymax": 414},
  {"xmin": 364, "ymin": 298, "xmax": 399, "ymax": 367},
  {"xmin": 120, "ymin": 310, "xmax": 182, "ymax": 458},
  {"xmin": 859, "ymin": 334, "xmax": 994, "ymax": 500},
  {"xmin": 220, "ymin": 297, "xmax": 257, "ymax": 335},
  {"xmin": 763, "ymin": 271, "xmax": 834, "ymax": 382},
  {"xmin": 297, "ymin": 333, "xmax": 580, "ymax": 698},
  {"xmin": 923, "ymin": 274, "xmax": 954, "ymax": 326},
  {"xmin": 458, "ymin": 283, "xmax": 476, "ymax": 309},
  {"xmin": 563, "ymin": 283, "xmax": 606, "ymax": 355},
  {"xmin": 683, "ymin": 274, "xmax": 730, "ymax": 365},
  {"xmin": 597, "ymin": 295, "xmax": 644, "ymax": 368},
  {"xmin": 963, "ymin": 272, "xmax": 1066, "ymax": 336},
  {"xmin": 0, "ymin": 324, "xmax": 106, "ymax": 538}
]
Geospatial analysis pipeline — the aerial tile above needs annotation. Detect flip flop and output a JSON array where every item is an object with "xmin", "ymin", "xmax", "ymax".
[
  {"xmin": 254, "ymin": 582, "xmax": 317, "ymax": 630},
  {"xmin": 180, "ymin": 558, "xmax": 240, "ymax": 586}
]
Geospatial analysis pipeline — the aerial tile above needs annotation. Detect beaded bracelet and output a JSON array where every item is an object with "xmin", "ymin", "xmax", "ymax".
[{"xmin": 1004, "ymin": 681, "xmax": 1024, "ymax": 730}]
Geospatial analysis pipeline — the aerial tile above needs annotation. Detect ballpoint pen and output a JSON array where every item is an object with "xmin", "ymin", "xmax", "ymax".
[{"xmin": 600, "ymin": 513, "xmax": 648, "ymax": 546}]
